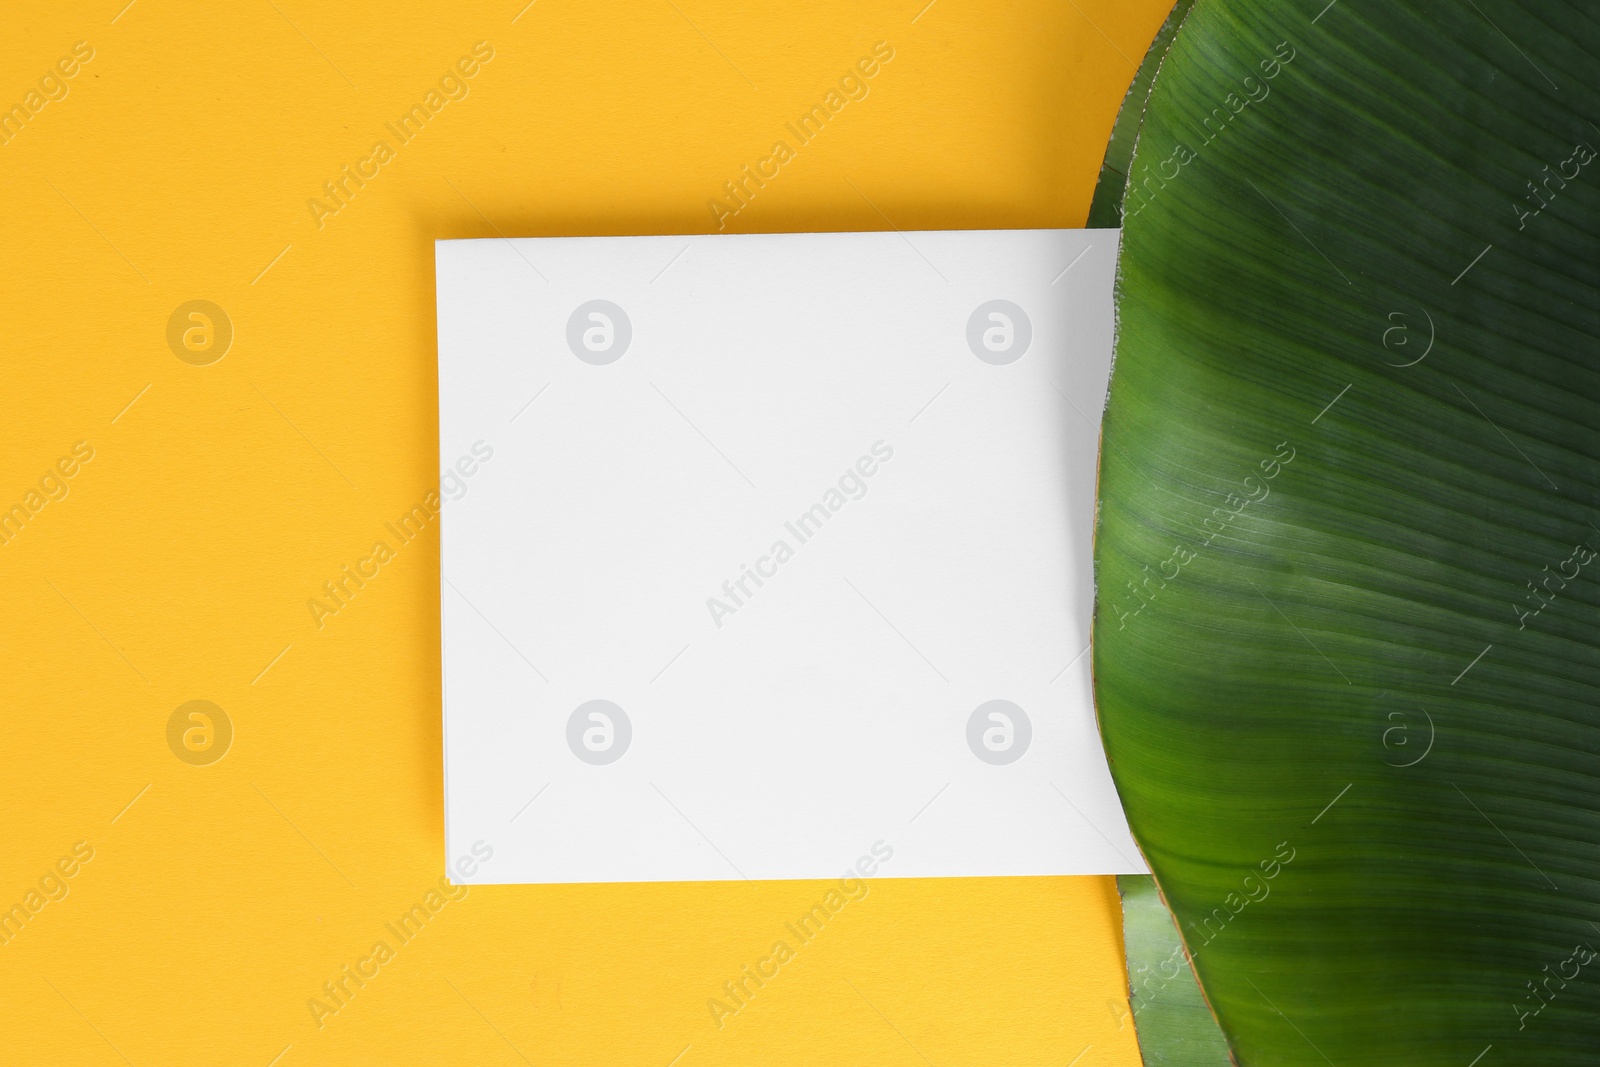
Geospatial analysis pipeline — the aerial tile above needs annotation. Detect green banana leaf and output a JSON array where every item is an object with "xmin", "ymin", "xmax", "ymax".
[
  {"xmin": 1086, "ymin": 0, "xmax": 1197, "ymax": 229},
  {"xmin": 1093, "ymin": 0, "xmax": 1600, "ymax": 1063},
  {"xmin": 1119, "ymin": 874, "xmax": 1235, "ymax": 1065}
]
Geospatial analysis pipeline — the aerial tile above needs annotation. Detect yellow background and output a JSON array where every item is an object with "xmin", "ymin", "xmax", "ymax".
[{"xmin": 0, "ymin": 0, "xmax": 1169, "ymax": 1062}]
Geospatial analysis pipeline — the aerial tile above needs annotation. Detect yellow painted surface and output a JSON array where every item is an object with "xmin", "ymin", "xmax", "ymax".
[{"xmin": 0, "ymin": 0, "xmax": 1170, "ymax": 1062}]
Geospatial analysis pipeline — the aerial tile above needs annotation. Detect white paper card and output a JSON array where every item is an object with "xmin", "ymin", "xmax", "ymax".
[{"xmin": 436, "ymin": 228, "xmax": 1146, "ymax": 883}]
